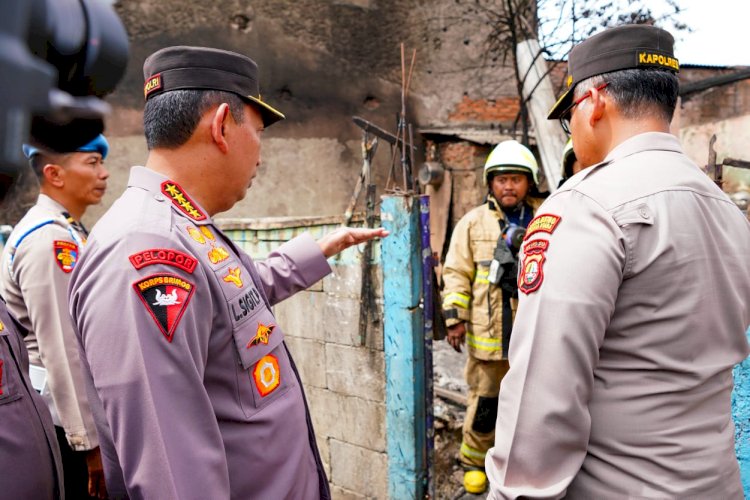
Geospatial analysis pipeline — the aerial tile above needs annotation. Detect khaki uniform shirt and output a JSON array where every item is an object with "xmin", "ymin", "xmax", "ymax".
[
  {"xmin": 442, "ymin": 197, "xmax": 543, "ymax": 360},
  {"xmin": 0, "ymin": 194, "xmax": 98, "ymax": 451},
  {"xmin": 486, "ymin": 133, "xmax": 750, "ymax": 498},
  {"xmin": 0, "ymin": 298, "xmax": 63, "ymax": 499},
  {"xmin": 69, "ymin": 166, "xmax": 331, "ymax": 499}
]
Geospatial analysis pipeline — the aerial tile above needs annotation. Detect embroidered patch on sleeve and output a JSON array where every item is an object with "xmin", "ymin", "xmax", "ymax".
[
  {"xmin": 524, "ymin": 214, "xmax": 561, "ymax": 241},
  {"xmin": 253, "ymin": 354, "xmax": 280, "ymax": 397},
  {"xmin": 161, "ymin": 181, "xmax": 207, "ymax": 221},
  {"xmin": 133, "ymin": 274, "xmax": 195, "ymax": 342},
  {"xmin": 247, "ymin": 322, "xmax": 275, "ymax": 348},
  {"xmin": 129, "ymin": 248, "xmax": 197, "ymax": 274},
  {"xmin": 518, "ymin": 240, "xmax": 549, "ymax": 294},
  {"xmin": 53, "ymin": 240, "xmax": 79, "ymax": 273}
]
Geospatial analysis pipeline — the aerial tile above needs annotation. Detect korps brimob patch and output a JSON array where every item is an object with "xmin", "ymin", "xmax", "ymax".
[{"xmin": 133, "ymin": 274, "xmax": 195, "ymax": 342}]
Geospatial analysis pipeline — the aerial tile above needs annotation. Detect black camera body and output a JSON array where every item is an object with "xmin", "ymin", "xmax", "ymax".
[{"xmin": 0, "ymin": 0, "xmax": 128, "ymax": 201}]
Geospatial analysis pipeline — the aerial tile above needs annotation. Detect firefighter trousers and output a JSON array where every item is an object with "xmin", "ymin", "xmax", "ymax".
[{"xmin": 459, "ymin": 356, "xmax": 510, "ymax": 468}]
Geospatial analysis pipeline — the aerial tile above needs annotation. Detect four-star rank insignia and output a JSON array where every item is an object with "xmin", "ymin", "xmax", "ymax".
[
  {"xmin": 253, "ymin": 354, "xmax": 280, "ymax": 397},
  {"xmin": 161, "ymin": 181, "xmax": 207, "ymax": 221},
  {"xmin": 518, "ymin": 240, "xmax": 548, "ymax": 295},
  {"xmin": 247, "ymin": 322, "xmax": 274, "ymax": 348},
  {"xmin": 53, "ymin": 240, "xmax": 79, "ymax": 273},
  {"xmin": 133, "ymin": 274, "xmax": 195, "ymax": 342}
]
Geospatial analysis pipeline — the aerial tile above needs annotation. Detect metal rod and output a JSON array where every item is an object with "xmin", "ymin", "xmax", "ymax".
[{"xmin": 419, "ymin": 194, "xmax": 435, "ymax": 499}]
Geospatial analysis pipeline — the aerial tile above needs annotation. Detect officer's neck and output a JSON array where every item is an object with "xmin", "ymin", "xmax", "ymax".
[
  {"xmin": 146, "ymin": 147, "xmax": 222, "ymax": 217},
  {"xmin": 599, "ymin": 109, "xmax": 672, "ymax": 158},
  {"xmin": 39, "ymin": 185, "xmax": 86, "ymax": 220}
]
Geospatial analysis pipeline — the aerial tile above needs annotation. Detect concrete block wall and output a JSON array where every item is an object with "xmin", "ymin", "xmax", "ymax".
[{"xmin": 218, "ymin": 215, "xmax": 388, "ymax": 499}]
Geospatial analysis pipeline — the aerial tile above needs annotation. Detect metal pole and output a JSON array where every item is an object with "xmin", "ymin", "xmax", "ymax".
[{"xmin": 419, "ymin": 194, "xmax": 435, "ymax": 498}]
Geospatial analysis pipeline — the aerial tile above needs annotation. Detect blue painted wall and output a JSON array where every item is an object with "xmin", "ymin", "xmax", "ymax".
[
  {"xmin": 381, "ymin": 195, "xmax": 426, "ymax": 500},
  {"xmin": 733, "ymin": 327, "xmax": 750, "ymax": 498}
]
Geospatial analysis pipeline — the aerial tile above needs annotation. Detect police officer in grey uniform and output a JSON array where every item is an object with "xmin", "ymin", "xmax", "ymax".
[
  {"xmin": 485, "ymin": 25, "xmax": 750, "ymax": 498},
  {"xmin": 68, "ymin": 46, "xmax": 387, "ymax": 499},
  {"xmin": 1, "ymin": 136, "xmax": 108, "ymax": 499},
  {"xmin": 0, "ymin": 147, "xmax": 63, "ymax": 500},
  {"xmin": 0, "ymin": 296, "xmax": 63, "ymax": 498}
]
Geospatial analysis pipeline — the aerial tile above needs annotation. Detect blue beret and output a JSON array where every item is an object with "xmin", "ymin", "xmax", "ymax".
[{"xmin": 23, "ymin": 134, "xmax": 109, "ymax": 160}]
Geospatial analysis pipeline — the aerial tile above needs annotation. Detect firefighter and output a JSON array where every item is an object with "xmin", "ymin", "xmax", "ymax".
[
  {"xmin": 558, "ymin": 137, "xmax": 582, "ymax": 187},
  {"xmin": 441, "ymin": 139, "xmax": 544, "ymax": 494}
]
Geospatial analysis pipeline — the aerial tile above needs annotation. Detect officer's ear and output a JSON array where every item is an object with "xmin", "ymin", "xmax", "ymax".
[
  {"xmin": 588, "ymin": 87, "xmax": 606, "ymax": 126},
  {"xmin": 210, "ymin": 103, "xmax": 231, "ymax": 154},
  {"xmin": 41, "ymin": 163, "xmax": 65, "ymax": 188}
]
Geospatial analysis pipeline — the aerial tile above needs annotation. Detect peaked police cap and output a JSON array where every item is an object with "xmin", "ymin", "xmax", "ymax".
[
  {"xmin": 143, "ymin": 46, "xmax": 285, "ymax": 127},
  {"xmin": 548, "ymin": 25, "xmax": 679, "ymax": 119}
]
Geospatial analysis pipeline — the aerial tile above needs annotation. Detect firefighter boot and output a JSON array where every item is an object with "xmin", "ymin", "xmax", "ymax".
[{"xmin": 463, "ymin": 469, "xmax": 487, "ymax": 494}]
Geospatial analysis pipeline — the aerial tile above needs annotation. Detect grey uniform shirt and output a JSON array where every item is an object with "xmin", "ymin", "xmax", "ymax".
[
  {"xmin": 0, "ymin": 194, "xmax": 98, "ymax": 451},
  {"xmin": 0, "ymin": 298, "xmax": 63, "ymax": 499},
  {"xmin": 69, "ymin": 166, "xmax": 332, "ymax": 499},
  {"xmin": 486, "ymin": 133, "xmax": 750, "ymax": 499}
]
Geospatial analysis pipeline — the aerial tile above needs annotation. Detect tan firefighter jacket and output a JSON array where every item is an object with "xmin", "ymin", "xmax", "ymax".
[{"xmin": 441, "ymin": 196, "xmax": 544, "ymax": 361}]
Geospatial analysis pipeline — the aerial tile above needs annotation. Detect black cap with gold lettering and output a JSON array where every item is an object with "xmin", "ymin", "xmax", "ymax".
[
  {"xmin": 143, "ymin": 46, "xmax": 285, "ymax": 127},
  {"xmin": 547, "ymin": 25, "xmax": 679, "ymax": 120}
]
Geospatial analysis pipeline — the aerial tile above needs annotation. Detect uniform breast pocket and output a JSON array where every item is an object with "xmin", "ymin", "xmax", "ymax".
[
  {"xmin": 0, "ymin": 334, "xmax": 22, "ymax": 406},
  {"xmin": 231, "ymin": 306, "xmax": 296, "ymax": 419},
  {"xmin": 471, "ymin": 237, "xmax": 497, "ymax": 263}
]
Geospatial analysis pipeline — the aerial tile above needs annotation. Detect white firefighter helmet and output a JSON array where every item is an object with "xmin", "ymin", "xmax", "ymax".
[
  {"xmin": 560, "ymin": 138, "xmax": 576, "ymax": 181},
  {"xmin": 483, "ymin": 140, "xmax": 539, "ymax": 186}
]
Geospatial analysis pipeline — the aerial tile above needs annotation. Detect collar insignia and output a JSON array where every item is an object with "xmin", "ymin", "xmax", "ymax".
[{"xmin": 161, "ymin": 181, "xmax": 207, "ymax": 221}]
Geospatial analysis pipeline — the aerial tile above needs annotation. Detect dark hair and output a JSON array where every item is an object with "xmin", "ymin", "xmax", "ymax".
[
  {"xmin": 143, "ymin": 90, "xmax": 246, "ymax": 149},
  {"xmin": 29, "ymin": 151, "xmax": 69, "ymax": 180},
  {"xmin": 574, "ymin": 68, "xmax": 679, "ymax": 123}
]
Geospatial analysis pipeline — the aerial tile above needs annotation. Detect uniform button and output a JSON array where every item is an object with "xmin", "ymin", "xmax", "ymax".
[
  {"xmin": 154, "ymin": 194, "xmax": 166, "ymax": 202},
  {"xmin": 638, "ymin": 207, "xmax": 649, "ymax": 219}
]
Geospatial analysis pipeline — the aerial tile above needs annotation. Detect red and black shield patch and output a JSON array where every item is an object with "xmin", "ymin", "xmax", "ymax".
[
  {"xmin": 133, "ymin": 274, "xmax": 195, "ymax": 342},
  {"xmin": 54, "ymin": 240, "xmax": 79, "ymax": 273},
  {"xmin": 518, "ymin": 240, "xmax": 548, "ymax": 294}
]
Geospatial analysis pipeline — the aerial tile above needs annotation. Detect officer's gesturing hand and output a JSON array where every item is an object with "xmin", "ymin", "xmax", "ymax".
[
  {"xmin": 317, "ymin": 227, "xmax": 389, "ymax": 258},
  {"xmin": 447, "ymin": 321, "xmax": 466, "ymax": 352}
]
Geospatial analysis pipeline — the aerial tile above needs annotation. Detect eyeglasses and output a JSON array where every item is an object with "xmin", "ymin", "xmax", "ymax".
[{"xmin": 559, "ymin": 82, "xmax": 608, "ymax": 135}]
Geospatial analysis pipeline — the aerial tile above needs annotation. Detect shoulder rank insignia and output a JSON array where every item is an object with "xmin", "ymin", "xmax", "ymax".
[
  {"xmin": 524, "ymin": 214, "xmax": 561, "ymax": 241},
  {"xmin": 247, "ymin": 322, "xmax": 274, "ymax": 348},
  {"xmin": 207, "ymin": 246, "xmax": 230, "ymax": 264},
  {"xmin": 161, "ymin": 181, "xmax": 207, "ymax": 221},
  {"xmin": 223, "ymin": 267, "xmax": 243, "ymax": 288},
  {"xmin": 518, "ymin": 240, "xmax": 548, "ymax": 294},
  {"xmin": 129, "ymin": 248, "xmax": 197, "ymax": 274},
  {"xmin": 53, "ymin": 240, "xmax": 79, "ymax": 273},
  {"xmin": 253, "ymin": 354, "xmax": 280, "ymax": 397},
  {"xmin": 133, "ymin": 274, "xmax": 195, "ymax": 342}
]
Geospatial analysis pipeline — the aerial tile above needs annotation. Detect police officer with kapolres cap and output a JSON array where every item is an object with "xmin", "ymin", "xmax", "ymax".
[
  {"xmin": 68, "ymin": 46, "xmax": 387, "ymax": 499},
  {"xmin": 1, "ymin": 135, "xmax": 109, "ymax": 499},
  {"xmin": 485, "ymin": 25, "xmax": 750, "ymax": 498}
]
